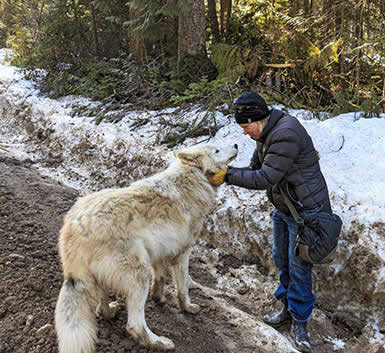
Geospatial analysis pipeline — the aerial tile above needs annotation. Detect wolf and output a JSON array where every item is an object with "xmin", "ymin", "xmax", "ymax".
[{"xmin": 55, "ymin": 143, "xmax": 238, "ymax": 353}]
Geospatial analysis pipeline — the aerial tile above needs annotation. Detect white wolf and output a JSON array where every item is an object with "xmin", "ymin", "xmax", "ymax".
[{"xmin": 55, "ymin": 143, "xmax": 238, "ymax": 353}]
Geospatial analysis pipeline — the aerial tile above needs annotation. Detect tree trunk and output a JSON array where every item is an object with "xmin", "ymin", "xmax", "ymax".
[
  {"xmin": 177, "ymin": 0, "xmax": 206, "ymax": 58},
  {"xmin": 90, "ymin": 2, "xmax": 100, "ymax": 58},
  {"xmin": 303, "ymin": 0, "xmax": 312, "ymax": 15},
  {"xmin": 165, "ymin": 17, "xmax": 179, "ymax": 57},
  {"xmin": 274, "ymin": 71, "xmax": 281, "ymax": 92},
  {"xmin": 321, "ymin": 0, "xmax": 334, "ymax": 45},
  {"xmin": 220, "ymin": 0, "xmax": 232, "ymax": 37},
  {"xmin": 335, "ymin": 0, "xmax": 343, "ymax": 38},
  {"xmin": 129, "ymin": 7, "xmax": 149, "ymax": 63},
  {"xmin": 72, "ymin": 0, "xmax": 83, "ymax": 58},
  {"xmin": 354, "ymin": 0, "xmax": 364, "ymax": 95},
  {"xmin": 208, "ymin": 0, "xmax": 220, "ymax": 43}
]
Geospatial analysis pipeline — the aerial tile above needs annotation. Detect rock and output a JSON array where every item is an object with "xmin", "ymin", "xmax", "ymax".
[
  {"xmin": 378, "ymin": 317, "xmax": 385, "ymax": 333},
  {"xmin": 237, "ymin": 282, "xmax": 249, "ymax": 295},
  {"xmin": 351, "ymin": 322, "xmax": 385, "ymax": 353},
  {"xmin": 26, "ymin": 314, "xmax": 34, "ymax": 326},
  {"xmin": 8, "ymin": 253, "xmax": 25, "ymax": 260},
  {"xmin": 4, "ymin": 296, "xmax": 16, "ymax": 305},
  {"xmin": 23, "ymin": 314, "xmax": 34, "ymax": 333},
  {"xmin": 36, "ymin": 323, "xmax": 54, "ymax": 336}
]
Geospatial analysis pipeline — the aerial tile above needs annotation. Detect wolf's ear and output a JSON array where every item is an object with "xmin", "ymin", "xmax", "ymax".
[{"xmin": 176, "ymin": 151, "xmax": 201, "ymax": 168}]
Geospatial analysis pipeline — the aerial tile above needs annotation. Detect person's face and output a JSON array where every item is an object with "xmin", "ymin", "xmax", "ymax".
[{"xmin": 239, "ymin": 121, "xmax": 264, "ymax": 140}]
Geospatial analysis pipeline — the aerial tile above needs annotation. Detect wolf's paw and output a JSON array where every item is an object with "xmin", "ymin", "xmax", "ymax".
[
  {"xmin": 188, "ymin": 277, "xmax": 201, "ymax": 289},
  {"xmin": 96, "ymin": 301, "xmax": 121, "ymax": 319},
  {"xmin": 152, "ymin": 336, "xmax": 175, "ymax": 350},
  {"xmin": 153, "ymin": 294, "xmax": 167, "ymax": 304},
  {"xmin": 108, "ymin": 301, "xmax": 122, "ymax": 316},
  {"xmin": 184, "ymin": 303, "xmax": 200, "ymax": 314}
]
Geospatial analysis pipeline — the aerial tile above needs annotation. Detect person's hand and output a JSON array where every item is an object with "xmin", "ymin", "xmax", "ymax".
[{"xmin": 208, "ymin": 168, "xmax": 228, "ymax": 186}]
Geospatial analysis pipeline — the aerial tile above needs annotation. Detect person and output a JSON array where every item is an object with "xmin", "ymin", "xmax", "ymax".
[{"xmin": 210, "ymin": 91, "xmax": 332, "ymax": 353}]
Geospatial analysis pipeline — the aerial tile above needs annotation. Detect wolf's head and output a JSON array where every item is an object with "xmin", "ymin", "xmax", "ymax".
[{"xmin": 174, "ymin": 143, "xmax": 238, "ymax": 177}]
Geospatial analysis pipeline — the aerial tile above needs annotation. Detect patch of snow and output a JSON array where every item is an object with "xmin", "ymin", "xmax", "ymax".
[{"xmin": 325, "ymin": 337, "xmax": 345, "ymax": 351}]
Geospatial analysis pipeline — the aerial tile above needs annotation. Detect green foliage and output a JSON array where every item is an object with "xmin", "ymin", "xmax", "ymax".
[
  {"xmin": 360, "ymin": 99, "xmax": 381, "ymax": 119},
  {"xmin": 45, "ymin": 61, "xmax": 117, "ymax": 99},
  {"xmin": 210, "ymin": 43, "xmax": 263, "ymax": 81},
  {"xmin": 331, "ymin": 91, "xmax": 358, "ymax": 116},
  {"xmin": 211, "ymin": 43, "xmax": 244, "ymax": 79},
  {"xmin": 160, "ymin": 79, "xmax": 186, "ymax": 99},
  {"xmin": 331, "ymin": 89, "xmax": 382, "ymax": 118},
  {"xmin": 2, "ymin": 0, "xmax": 385, "ymax": 118},
  {"xmin": 41, "ymin": 53, "xmax": 139, "ymax": 99},
  {"xmin": 129, "ymin": 0, "xmax": 181, "ymax": 17},
  {"xmin": 125, "ymin": 0, "xmax": 180, "ymax": 42},
  {"xmin": 177, "ymin": 55, "xmax": 218, "ymax": 83},
  {"xmin": 6, "ymin": 30, "xmax": 34, "ymax": 67},
  {"xmin": 229, "ymin": 0, "xmax": 283, "ymax": 48},
  {"xmin": 304, "ymin": 40, "xmax": 342, "ymax": 76},
  {"xmin": 170, "ymin": 77, "xmax": 232, "ymax": 105},
  {"xmin": 0, "ymin": 21, "xmax": 7, "ymax": 47}
]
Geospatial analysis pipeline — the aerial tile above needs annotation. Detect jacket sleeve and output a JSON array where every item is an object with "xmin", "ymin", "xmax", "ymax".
[{"xmin": 225, "ymin": 128, "xmax": 300, "ymax": 190}]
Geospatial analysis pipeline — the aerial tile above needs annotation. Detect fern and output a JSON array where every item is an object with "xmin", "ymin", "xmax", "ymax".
[
  {"xmin": 210, "ymin": 43, "xmax": 262, "ymax": 80},
  {"xmin": 304, "ymin": 39, "xmax": 342, "ymax": 74},
  {"xmin": 210, "ymin": 43, "xmax": 244, "ymax": 79}
]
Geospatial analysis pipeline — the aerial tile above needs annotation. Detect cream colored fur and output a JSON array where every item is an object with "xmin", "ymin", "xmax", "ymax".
[{"xmin": 55, "ymin": 143, "xmax": 238, "ymax": 353}]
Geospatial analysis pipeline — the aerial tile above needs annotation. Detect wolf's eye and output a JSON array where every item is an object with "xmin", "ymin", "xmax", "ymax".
[{"xmin": 215, "ymin": 149, "xmax": 220, "ymax": 153}]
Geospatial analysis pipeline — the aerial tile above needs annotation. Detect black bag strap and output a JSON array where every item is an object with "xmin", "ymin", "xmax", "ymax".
[
  {"xmin": 278, "ymin": 184, "xmax": 304, "ymax": 229},
  {"xmin": 278, "ymin": 184, "xmax": 305, "ymax": 256}
]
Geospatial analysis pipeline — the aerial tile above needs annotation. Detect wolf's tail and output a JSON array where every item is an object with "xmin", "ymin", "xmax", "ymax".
[{"xmin": 55, "ymin": 278, "xmax": 97, "ymax": 353}]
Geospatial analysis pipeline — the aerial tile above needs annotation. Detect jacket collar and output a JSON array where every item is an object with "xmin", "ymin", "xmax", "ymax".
[{"xmin": 257, "ymin": 109, "xmax": 285, "ymax": 143}]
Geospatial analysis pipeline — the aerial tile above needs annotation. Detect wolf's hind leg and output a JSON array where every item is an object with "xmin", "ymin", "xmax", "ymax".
[
  {"xmin": 96, "ymin": 293, "xmax": 121, "ymax": 320},
  {"xmin": 125, "ymin": 264, "xmax": 175, "ymax": 350},
  {"xmin": 171, "ymin": 248, "xmax": 200, "ymax": 314},
  {"xmin": 151, "ymin": 262, "xmax": 167, "ymax": 304}
]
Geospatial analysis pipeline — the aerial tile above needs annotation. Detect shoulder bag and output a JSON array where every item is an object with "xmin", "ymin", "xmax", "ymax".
[{"xmin": 278, "ymin": 185, "xmax": 343, "ymax": 265}]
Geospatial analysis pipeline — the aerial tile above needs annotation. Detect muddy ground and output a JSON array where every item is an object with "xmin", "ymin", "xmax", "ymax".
[{"xmin": 0, "ymin": 152, "xmax": 368, "ymax": 353}]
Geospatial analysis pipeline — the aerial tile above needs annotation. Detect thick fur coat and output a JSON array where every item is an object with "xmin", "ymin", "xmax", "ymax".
[{"xmin": 55, "ymin": 143, "xmax": 238, "ymax": 353}]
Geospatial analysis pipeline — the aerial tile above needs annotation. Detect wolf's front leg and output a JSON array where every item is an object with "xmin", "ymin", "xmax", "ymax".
[{"xmin": 171, "ymin": 248, "xmax": 200, "ymax": 314}]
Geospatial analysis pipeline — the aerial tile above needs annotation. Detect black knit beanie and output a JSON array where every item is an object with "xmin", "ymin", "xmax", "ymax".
[{"xmin": 234, "ymin": 91, "xmax": 270, "ymax": 124}]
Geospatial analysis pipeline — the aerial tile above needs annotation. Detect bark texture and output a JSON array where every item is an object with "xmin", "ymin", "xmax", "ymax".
[{"xmin": 178, "ymin": 0, "xmax": 206, "ymax": 58}]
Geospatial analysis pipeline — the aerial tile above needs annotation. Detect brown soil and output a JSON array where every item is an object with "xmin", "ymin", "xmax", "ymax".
[{"xmin": 0, "ymin": 153, "xmax": 364, "ymax": 353}]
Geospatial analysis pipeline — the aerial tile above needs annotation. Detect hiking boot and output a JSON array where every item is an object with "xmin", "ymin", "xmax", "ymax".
[
  {"xmin": 263, "ymin": 302, "xmax": 291, "ymax": 327},
  {"xmin": 291, "ymin": 320, "xmax": 311, "ymax": 352}
]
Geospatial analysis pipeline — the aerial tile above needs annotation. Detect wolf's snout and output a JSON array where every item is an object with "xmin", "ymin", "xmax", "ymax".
[{"xmin": 234, "ymin": 144, "xmax": 238, "ymax": 149}]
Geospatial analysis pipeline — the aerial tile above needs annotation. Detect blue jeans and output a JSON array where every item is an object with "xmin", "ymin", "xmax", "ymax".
[{"xmin": 272, "ymin": 207, "xmax": 320, "ymax": 322}]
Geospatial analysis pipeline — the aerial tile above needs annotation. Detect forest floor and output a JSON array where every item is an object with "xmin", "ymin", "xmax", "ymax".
[{"xmin": 0, "ymin": 152, "xmax": 369, "ymax": 353}]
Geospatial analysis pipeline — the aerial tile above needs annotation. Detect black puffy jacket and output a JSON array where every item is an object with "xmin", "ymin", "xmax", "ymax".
[{"xmin": 226, "ymin": 109, "xmax": 331, "ymax": 214}]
